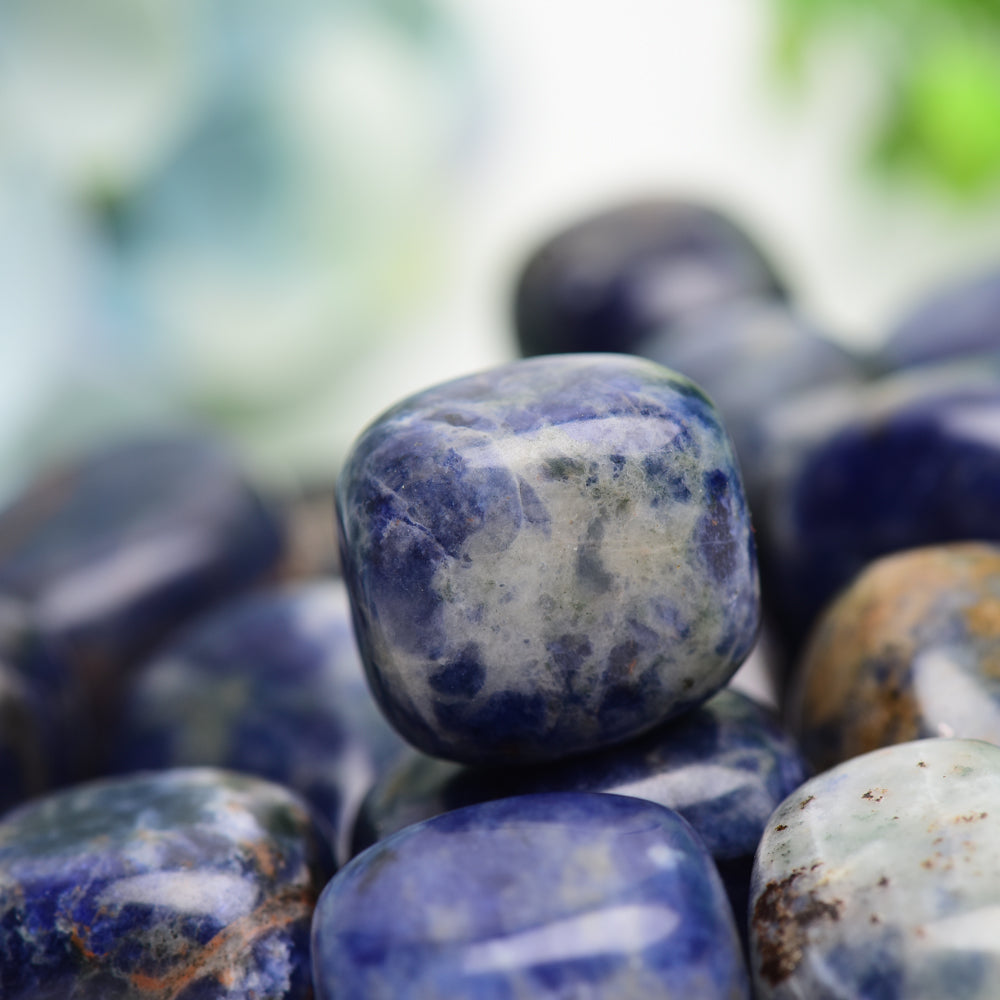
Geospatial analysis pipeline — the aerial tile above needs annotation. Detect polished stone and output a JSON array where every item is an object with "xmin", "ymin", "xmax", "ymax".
[
  {"xmin": 789, "ymin": 543, "xmax": 1000, "ymax": 771},
  {"xmin": 513, "ymin": 198, "xmax": 787, "ymax": 357},
  {"xmin": 112, "ymin": 580, "xmax": 407, "ymax": 865},
  {"xmin": 750, "ymin": 738, "xmax": 1000, "ymax": 999},
  {"xmin": 337, "ymin": 353, "xmax": 760, "ymax": 764},
  {"xmin": 315, "ymin": 792, "xmax": 750, "ymax": 999},
  {"xmin": 353, "ymin": 689, "xmax": 808, "ymax": 934},
  {"xmin": 0, "ymin": 767, "xmax": 335, "ymax": 999}
]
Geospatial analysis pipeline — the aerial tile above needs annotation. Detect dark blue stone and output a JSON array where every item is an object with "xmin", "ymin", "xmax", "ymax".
[
  {"xmin": 353, "ymin": 688, "xmax": 809, "ymax": 939},
  {"xmin": 0, "ymin": 431, "xmax": 285, "ymax": 769},
  {"xmin": 513, "ymin": 199, "xmax": 787, "ymax": 357},
  {"xmin": 314, "ymin": 792, "xmax": 750, "ymax": 999},
  {"xmin": 110, "ymin": 580, "xmax": 407, "ymax": 866},
  {"xmin": 879, "ymin": 265, "xmax": 1000, "ymax": 372},
  {"xmin": 0, "ymin": 767, "xmax": 335, "ymax": 999},
  {"xmin": 337, "ymin": 353, "xmax": 760, "ymax": 764}
]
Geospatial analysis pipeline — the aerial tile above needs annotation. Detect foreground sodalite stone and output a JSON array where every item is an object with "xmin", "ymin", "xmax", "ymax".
[
  {"xmin": 788, "ymin": 543, "xmax": 1000, "ymax": 772},
  {"xmin": 0, "ymin": 431, "xmax": 285, "ymax": 698},
  {"xmin": 353, "ymin": 689, "xmax": 808, "ymax": 934},
  {"xmin": 337, "ymin": 353, "xmax": 760, "ymax": 764},
  {"xmin": 0, "ymin": 767, "xmax": 335, "ymax": 999},
  {"xmin": 111, "ymin": 580, "xmax": 407, "ymax": 865},
  {"xmin": 750, "ymin": 738, "xmax": 1000, "ymax": 999},
  {"xmin": 314, "ymin": 792, "xmax": 750, "ymax": 999},
  {"xmin": 513, "ymin": 199, "xmax": 787, "ymax": 357}
]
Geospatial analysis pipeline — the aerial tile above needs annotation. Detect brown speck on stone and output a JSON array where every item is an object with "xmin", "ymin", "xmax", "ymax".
[
  {"xmin": 799, "ymin": 795, "xmax": 815, "ymax": 810},
  {"xmin": 775, "ymin": 824, "xmax": 788, "ymax": 832},
  {"xmin": 878, "ymin": 876, "xmax": 890, "ymax": 887},
  {"xmin": 862, "ymin": 787, "xmax": 887, "ymax": 802},
  {"xmin": 752, "ymin": 871, "xmax": 843, "ymax": 987},
  {"xmin": 870, "ymin": 914, "xmax": 880, "ymax": 924},
  {"xmin": 917, "ymin": 761, "xmax": 927, "ymax": 768},
  {"xmin": 921, "ymin": 859, "xmax": 934, "ymax": 870}
]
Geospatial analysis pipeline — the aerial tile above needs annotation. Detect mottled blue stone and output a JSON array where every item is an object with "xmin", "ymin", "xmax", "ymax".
[
  {"xmin": 879, "ymin": 265, "xmax": 1000, "ymax": 372},
  {"xmin": 0, "ymin": 431, "xmax": 285, "ymax": 770},
  {"xmin": 750, "ymin": 738, "xmax": 1000, "ymax": 999},
  {"xmin": 111, "ymin": 580, "xmax": 407, "ymax": 865},
  {"xmin": 314, "ymin": 792, "xmax": 750, "ymax": 1000},
  {"xmin": 513, "ymin": 199, "xmax": 787, "ymax": 357},
  {"xmin": 760, "ymin": 361, "xmax": 1000, "ymax": 660},
  {"xmin": 337, "ymin": 353, "xmax": 760, "ymax": 764},
  {"xmin": 0, "ymin": 767, "xmax": 335, "ymax": 999},
  {"xmin": 353, "ymin": 688, "xmax": 808, "ymax": 936}
]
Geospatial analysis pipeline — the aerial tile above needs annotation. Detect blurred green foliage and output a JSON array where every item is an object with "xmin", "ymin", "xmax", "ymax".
[{"xmin": 775, "ymin": 0, "xmax": 1000, "ymax": 197}]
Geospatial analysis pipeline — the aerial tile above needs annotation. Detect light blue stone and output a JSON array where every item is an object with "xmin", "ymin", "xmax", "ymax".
[
  {"xmin": 751, "ymin": 738, "xmax": 1000, "ymax": 999},
  {"xmin": 336, "ymin": 353, "xmax": 760, "ymax": 764},
  {"xmin": 313, "ymin": 792, "xmax": 750, "ymax": 999}
]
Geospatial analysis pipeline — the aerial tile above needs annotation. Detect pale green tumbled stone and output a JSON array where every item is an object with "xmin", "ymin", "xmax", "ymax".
[{"xmin": 750, "ymin": 738, "xmax": 1000, "ymax": 999}]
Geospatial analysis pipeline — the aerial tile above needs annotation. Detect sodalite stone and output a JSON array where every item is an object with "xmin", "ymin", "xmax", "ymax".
[
  {"xmin": 337, "ymin": 353, "xmax": 760, "ymax": 764},
  {"xmin": 750, "ymin": 738, "xmax": 1000, "ymax": 999},
  {"xmin": 788, "ymin": 543, "xmax": 1000, "ymax": 771},
  {"xmin": 111, "ymin": 580, "xmax": 407, "ymax": 865},
  {"xmin": 513, "ymin": 199, "xmax": 787, "ymax": 357},
  {"xmin": 353, "ymin": 689, "xmax": 809, "ymax": 935},
  {"xmin": 313, "ymin": 792, "xmax": 750, "ymax": 999},
  {"xmin": 0, "ymin": 767, "xmax": 335, "ymax": 999}
]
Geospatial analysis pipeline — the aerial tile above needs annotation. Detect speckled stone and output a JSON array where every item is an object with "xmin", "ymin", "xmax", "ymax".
[
  {"xmin": 111, "ymin": 580, "xmax": 407, "ymax": 865},
  {"xmin": 750, "ymin": 738, "xmax": 1000, "ymax": 999},
  {"xmin": 353, "ymin": 689, "xmax": 808, "ymax": 935},
  {"xmin": 760, "ymin": 361, "xmax": 1000, "ymax": 661},
  {"xmin": 788, "ymin": 543, "xmax": 1000, "ymax": 772},
  {"xmin": 314, "ymin": 792, "xmax": 750, "ymax": 1000},
  {"xmin": 513, "ymin": 199, "xmax": 787, "ymax": 357},
  {"xmin": 0, "ymin": 432, "xmax": 285, "ymax": 718},
  {"xmin": 0, "ymin": 767, "xmax": 335, "ymax": 999},
  {"xmin": 336, "ymin": 353, "xmax": 760, "ymax": 764}
]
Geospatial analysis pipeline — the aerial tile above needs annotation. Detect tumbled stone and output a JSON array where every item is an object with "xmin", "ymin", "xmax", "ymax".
[
  {"xmin": 111, "ymin": 580, "xmax": 407, "ymax": 865},
  {"xmin": 789, "ymin": 543, "xmax": 1000, "ymax": 771},
  {"xmin": 337, "ymin": 353, "xmax": 760, "ymax": 764},
  {"xmin": 750, "ymin": 738, "xmax": 1000, "ymax": 999},
  {"xmin": 315, "ymin": 792, "xmax": 750, "ymax": 999},
  {"xmin": 513, "ymin": 199, "xmax": 787, "ymax": 357},
  {"xmin": 0, "ymin": 767, "xmax": 335, "ymax": 998},
  {"xmin": 353, "ymin": 689, "xmax": 808, "ymax": 935}
]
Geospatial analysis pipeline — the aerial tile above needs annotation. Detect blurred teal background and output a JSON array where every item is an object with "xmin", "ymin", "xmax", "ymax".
[{"xmin": 3, "ymin": 0, "xmax": 1000, "ymax": 500}]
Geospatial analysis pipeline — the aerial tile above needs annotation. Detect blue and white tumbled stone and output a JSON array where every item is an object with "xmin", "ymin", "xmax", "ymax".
[
  {"xmin": 751, "ymin": 738, "xmax": 1000, "ymax": 999},
  {"xmin": 112, "ymin": 580, "xmax": 407, "ymax": 865},
  {"xmin": 314, "ymin": 791, "xmax": 750, "ymax": 999},
  {"xmin": 337, "ymin": 353, "xmax": 760, "ymax": 763},
  {"xmin": 0, "ymin": 767, "xmax": 335, "ymax": 999}
]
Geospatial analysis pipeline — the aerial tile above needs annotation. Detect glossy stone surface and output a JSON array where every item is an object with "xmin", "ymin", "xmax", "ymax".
[
  {"xmin": 879, "ymin": 266, "xmax": 1000, "ymax": 372},
  {"xmin": 0, "ymin": 432, "xmax": 285, "ymax": 701},
  {"xmin": 112, "ymin": 580, "xmax": 407, "ymax": 865},
  {"xmin": 750, "ymin": 738, "xmax": 1000, "ymax": 999},
  {"xmin": 761, "ymin": 361, "xmax": 1000, "ymax": 660},
  {"xmin": 789, "ymin": 543, "xmax": 1000, "ymax": 772},
  {"xmin": 0, "ymin": 767, "xmax": 335, "ymax": 999},
  {"xmin": 354, "ymin": 689, "xmax": 808, "ymax": 933},
  {"xmin": 315, "ymin": 792, "xmax": 750, "ymax": 1000},
  {"xmin": 337, "ymin": 353, "xmax": 760, "ymax": 764},
  {"xmin": 513, "ymin": 199, "xmax": 787, "ymax": 357}
]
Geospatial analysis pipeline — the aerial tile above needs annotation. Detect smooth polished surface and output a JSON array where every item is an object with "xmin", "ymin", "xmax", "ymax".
[
  {"xmin": 750, "ymin": 738, "xmax": 1000, "ymax": 999},
  {"xmin": 112, "ymin": 580, "xmax": 407, "ymax": 865},
  {"xmin": 337, "ymin": 353, "xmax": 760, "ymax": 764},
  {"xmin": 790, "ymin": 543, "xmax": 1000, "ymax": 771},
  {"xmin": 0, "ymin": 767, "xmax": 335, "ymax": 999},
  {"xmin": 315, "ymin": 792, "xmax": 750, "ymax": 1000},
  {"xmin": 513, "ymin": 198, "xmax": 786, "ymax": 357}
]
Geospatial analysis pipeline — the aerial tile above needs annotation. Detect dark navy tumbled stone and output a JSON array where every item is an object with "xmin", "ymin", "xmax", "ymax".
[
  {"xmin": 879, "ymin": 265, "xmax": 1000, "ymax": 372},
  {"xmin": 513, "ymin": 199, "xmax": 787, "ymax": 357},
  {"xmin": 353, "ymin": 688, "xmax": 808, "ymax": 939},
  {"xmin": 0, "ymin": 431, "xmax": 285, "ymax": 768},
  {"xmin": 0, "ymin": 767, "xmax": 335, "ymax": 999},
  {"xmin": 760, "ymin": 361, "xmax": 1000, "ymax": 661},
  {"xmin": 111, "ymin": 580, "xmax": 407, "ymax": 865},
  {"xmin": 314, "ymin": 792, "xmax": 750, "ymax": 1000},
  {"xmin": 336, "ymin": 353, "xmax": 760, "ymax": 764}
]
